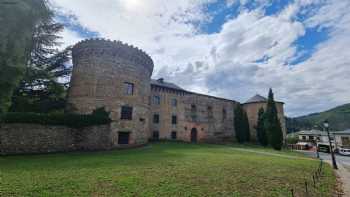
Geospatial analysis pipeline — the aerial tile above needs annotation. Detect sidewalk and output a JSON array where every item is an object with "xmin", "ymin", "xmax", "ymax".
[{"xmin": 331, "ymin": 161, "xmax": 350, "ymax": 196}]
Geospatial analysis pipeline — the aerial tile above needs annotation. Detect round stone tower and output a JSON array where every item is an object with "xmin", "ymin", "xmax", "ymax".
[{"xmin": 68, "ymin": 38, "xmax": 154, "ymax": 146}]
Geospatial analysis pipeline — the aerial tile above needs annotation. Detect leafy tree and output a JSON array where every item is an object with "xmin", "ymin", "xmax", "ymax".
[
  {"xmin": 256, "ymin": 107, "xmax": 268, "ymax": 146},
  {"xmin": 234, "ymin": 104, "xmax": 250, "ymax": 143},
  {"xmin": 0, "ymin": 0, "xmax": 50, "ymax": 113},
  {"xmin": 264, "ymin": 89, "xmax": 283, "ymax": 150},
  {"xmin": 10, "ymin": 47, "xmax": 72, "ymax": 113},
  {"xmin": 9, "ymin": 3, "xmax": 72, "ymax": 113}
]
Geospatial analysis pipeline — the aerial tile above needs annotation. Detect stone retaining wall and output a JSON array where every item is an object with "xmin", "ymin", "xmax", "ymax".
[{"xmin": 0, "ymin": 123, "xmax": 112, "ymax": 155}]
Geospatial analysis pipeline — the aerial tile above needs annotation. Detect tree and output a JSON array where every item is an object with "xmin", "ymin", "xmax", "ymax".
[
  {"xmin": 256, "ymin": 107, "xmax": 268, "ymax": 146},
  {"xmin": 242, "ymin": 110, "xmax": 250, "ymax": 142},
  {"xmin": 234, "ymin": 104, "xmax": 250, "ymax": 143},
  {"xmin": 9, "ymin": 3, "xmax": 72, "ymax": 113},
  {"xmin": 10, "ymin": 47, "xmax": 72, "ymax": 113},
  {"xmin": 264, "ymin": 89, "xmax": 283, "ymax": 150},
  {"xmin": 0, "ymin": 0, "xmax": 50, "ymax": 113}
]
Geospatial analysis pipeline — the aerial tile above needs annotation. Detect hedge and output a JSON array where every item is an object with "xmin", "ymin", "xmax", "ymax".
[{"xmin": 0, "ymin": 108, "xmax": 111, "ymax": 128}]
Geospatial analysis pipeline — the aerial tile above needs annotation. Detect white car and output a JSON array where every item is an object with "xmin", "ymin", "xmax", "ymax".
[{"xmin": 338, "ymin": 147, "xmax": 350, "ymax": 156}]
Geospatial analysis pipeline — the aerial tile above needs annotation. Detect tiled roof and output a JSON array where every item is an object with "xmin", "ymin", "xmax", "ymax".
[
  {"xmin": 297, "ymin": 129, "xmax": 350, "ymax": 136},
  {"xmin": 298, "ymin": 130, "xmax": 327, "ymax": 136},
  {"xmin": 245, "ymin": 94, "xmax": 267, "ymax": 103},
  {"xmin": 151, "ymin": 79, "xmax": 185, "ymax": 91}
]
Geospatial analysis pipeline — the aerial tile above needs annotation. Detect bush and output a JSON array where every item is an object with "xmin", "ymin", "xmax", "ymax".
[
  {"xmin": 286, "ymin": 135, "xmax": 299, "ymax": 144},
  {"xmin": 0, "ymin": 107, "xmax": 111, "ymax": 128}
]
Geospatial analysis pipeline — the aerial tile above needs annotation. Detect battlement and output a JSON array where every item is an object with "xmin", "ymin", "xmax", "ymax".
[{"xmin": 72, "ymin": 38, "xmax": 154, "ymax": 73}]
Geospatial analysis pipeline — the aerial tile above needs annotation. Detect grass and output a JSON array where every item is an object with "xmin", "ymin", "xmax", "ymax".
[{"xmin": 0, "ymin": 142, "xmax": 336, "ymax": 197}]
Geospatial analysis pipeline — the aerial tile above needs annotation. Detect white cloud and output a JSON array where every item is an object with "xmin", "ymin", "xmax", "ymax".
[
  {"xmin": 50, "ymin": 0, "xmax": 350, "ymax": 117},
  {"xmin": 57, "ymin": 28, "xmax": 84, "ymax": 49}
]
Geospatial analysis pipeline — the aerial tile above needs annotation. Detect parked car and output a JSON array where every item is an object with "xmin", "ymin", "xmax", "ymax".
[{"xmin": 338, "ymin": 147, "xmax": 350, "ymax": 156}]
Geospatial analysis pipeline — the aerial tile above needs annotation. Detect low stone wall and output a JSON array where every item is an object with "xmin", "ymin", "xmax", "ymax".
[{"xmin": 0, "ymin": 123, "xmax": 112, "ymax": 155}]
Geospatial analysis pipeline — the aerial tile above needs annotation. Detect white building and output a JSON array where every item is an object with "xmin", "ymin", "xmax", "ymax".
[{"xmin": 297, "ymin": 129, "xmax": 350, "ymax": 152}]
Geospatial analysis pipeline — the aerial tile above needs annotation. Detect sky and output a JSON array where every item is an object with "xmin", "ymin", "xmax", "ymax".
[{"xmin": 49, "ymin": 0, "xmax": 350, "ymax": 117}]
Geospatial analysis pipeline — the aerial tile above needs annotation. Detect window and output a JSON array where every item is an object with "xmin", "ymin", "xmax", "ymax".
[
  {"xmin": 302, "ymin": 136, "xmax": 306, "ymax": 140},
  {"xmin": 124, "ymin": 82, "xmax": 134, "ymax": 95},
  {"xmin": 118, "ymin": 132, "xmax": 130, "ymax": 144},
  {"xmin": 191, "ymin": 104, "xmax": 197, "ymax": 121},
  {"xmin": 153, "ymin": 96, "xmax": 160, "ymax": 105},
  {"xmin": 153, "ymin": 131, "xmax": 159, "ymax": 140},
  {"xmin": 171, "ymin": 131, "xmax": 177, "ymax": 140},
  {"xmin": 191, "ymin": 104, "xmax": 196, "ymax": 112},
  {"xmin": 172, "ymin": 115, "xmax": 177, "ymax": 125},
  {"xmin": 171, "ymin": 98, "xmax": 177, "ymax": 107},
  {"xmin": 207, "ymin": 106, "xmax": 213, "ymax": 118},
  {"xmin": 342, "ymin": 137, "xmax": 350, "ymax": 145},
  {"xmin": 222, "ymin": 108, "xmax": 227, "ymax": 120},
  {"xmin": 121, "ymin": 106, "xmax": 133, "ymax": 120},
  {"xmin": 309, "ymin": 136, "xmax": 314, "ymax": 140},
  {"xmin": 153, "ymin": 114, "xmax": 160, "ymax": 124}
]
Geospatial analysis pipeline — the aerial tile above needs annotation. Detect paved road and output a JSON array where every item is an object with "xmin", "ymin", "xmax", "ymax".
[{"xmin": 302, "ymin": 150, "xmax": 350, "ymax": 165}]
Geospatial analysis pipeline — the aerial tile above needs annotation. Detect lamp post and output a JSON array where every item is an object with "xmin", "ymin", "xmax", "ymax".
[
  {"xmin": 324, "ymin": 120, "xmax": 338, "ymax": 170},
  {"xmin": 316, "ymin": 135, "xmax": 320, "ymax": 159}
]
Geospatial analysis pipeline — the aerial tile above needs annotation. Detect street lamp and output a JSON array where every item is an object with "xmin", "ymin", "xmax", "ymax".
[
  {"xmin": 324, "ymin": 120, "xmax": 338, "ymax": 170},
  {"xmin": 316, "ymin": 134, "xmax": 320, "ymax": 159}
]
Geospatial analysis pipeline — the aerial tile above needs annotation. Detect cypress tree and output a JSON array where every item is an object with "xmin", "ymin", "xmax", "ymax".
[
  {"xmin": 256, "ymin": 107, "xmax": 268, "ymax": 146},
  {"xmin": 242, "ymin": 110, "xmax": 250, "ymax": 142},
  {"xmin": 234, "ymin": 104, "xmax": 244, "ymax": 143},
  {"xmin": 234, "ymin": 105, "xmax": 250, "ymax": 143},
  {"xmin": 264, "ymin": 89, "xmax": 283, "ymax": 150}
]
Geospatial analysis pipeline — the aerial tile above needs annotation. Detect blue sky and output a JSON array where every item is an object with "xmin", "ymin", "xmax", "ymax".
[{"xmin": 51, "ymin": 0, "xmax": 350, "ymax": 117}]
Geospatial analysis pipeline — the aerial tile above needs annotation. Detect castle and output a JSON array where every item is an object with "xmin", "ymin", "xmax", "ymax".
[{"xmin": 67, "ymin": 39, "xmax": 286, "ymax": 147}]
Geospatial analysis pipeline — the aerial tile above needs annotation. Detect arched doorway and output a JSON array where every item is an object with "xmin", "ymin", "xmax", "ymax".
[{"xmin": 191, "ymin": 128, "xmax": 197, "ymax": 143}]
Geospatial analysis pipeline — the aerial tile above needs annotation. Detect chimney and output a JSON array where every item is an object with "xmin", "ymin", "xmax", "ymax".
[{"xmin": 157, "ymin": 78, "xmax": 164, "ymax": 83}]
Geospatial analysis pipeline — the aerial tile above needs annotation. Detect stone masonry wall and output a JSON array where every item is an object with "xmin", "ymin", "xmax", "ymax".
[
  {"xmin": 67, "ymin": 39, "xmax": 154, "ymax": 146},
  {"xmin": 0, "ymin": 124, "xmax": 111, "ymax": 155},
  {"xmin": 182, "ymin": 93, "xmax": 238, "ymax": 143},
  {"xmin": 150, "ymin": 86, "xmax": 238, "ymax": 143}
]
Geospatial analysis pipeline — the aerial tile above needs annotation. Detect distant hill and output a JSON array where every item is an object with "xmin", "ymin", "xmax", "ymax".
[{"xmin": 286, "ymin": 103, "xmax": 350, "ymax": 132}]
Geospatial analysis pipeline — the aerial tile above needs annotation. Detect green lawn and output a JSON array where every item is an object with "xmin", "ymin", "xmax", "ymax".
[{"xmin": 0, "ymin": 142, "xmax": 336, "ymax": 197}]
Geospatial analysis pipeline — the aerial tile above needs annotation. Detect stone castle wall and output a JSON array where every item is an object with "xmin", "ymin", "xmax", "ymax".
[
  {"xmin": 182, "ymin": 93, "xmax": 237, "ymax": 143},
  {"xmin": 149, "ymin": 86, "xmax": 238, "ymax": 143},
  {"xmin": 150, "ymin": 86, "xmax": 187, "ymax": 141},
  {"xmin": 0, "ymin": 38, "xmax": 287, "ymax": 155},
  {"xmin": 67, "ymin": 39, "xmax": 154, "ymax": 146},
  {"xmin": 0, "ymin": 124, "xmax": 111, "ymax": 155}
]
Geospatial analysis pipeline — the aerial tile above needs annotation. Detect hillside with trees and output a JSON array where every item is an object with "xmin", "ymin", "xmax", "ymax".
[{"xmin": 287, "ymin": 103, "xmax": 350, "ymax": 132}]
